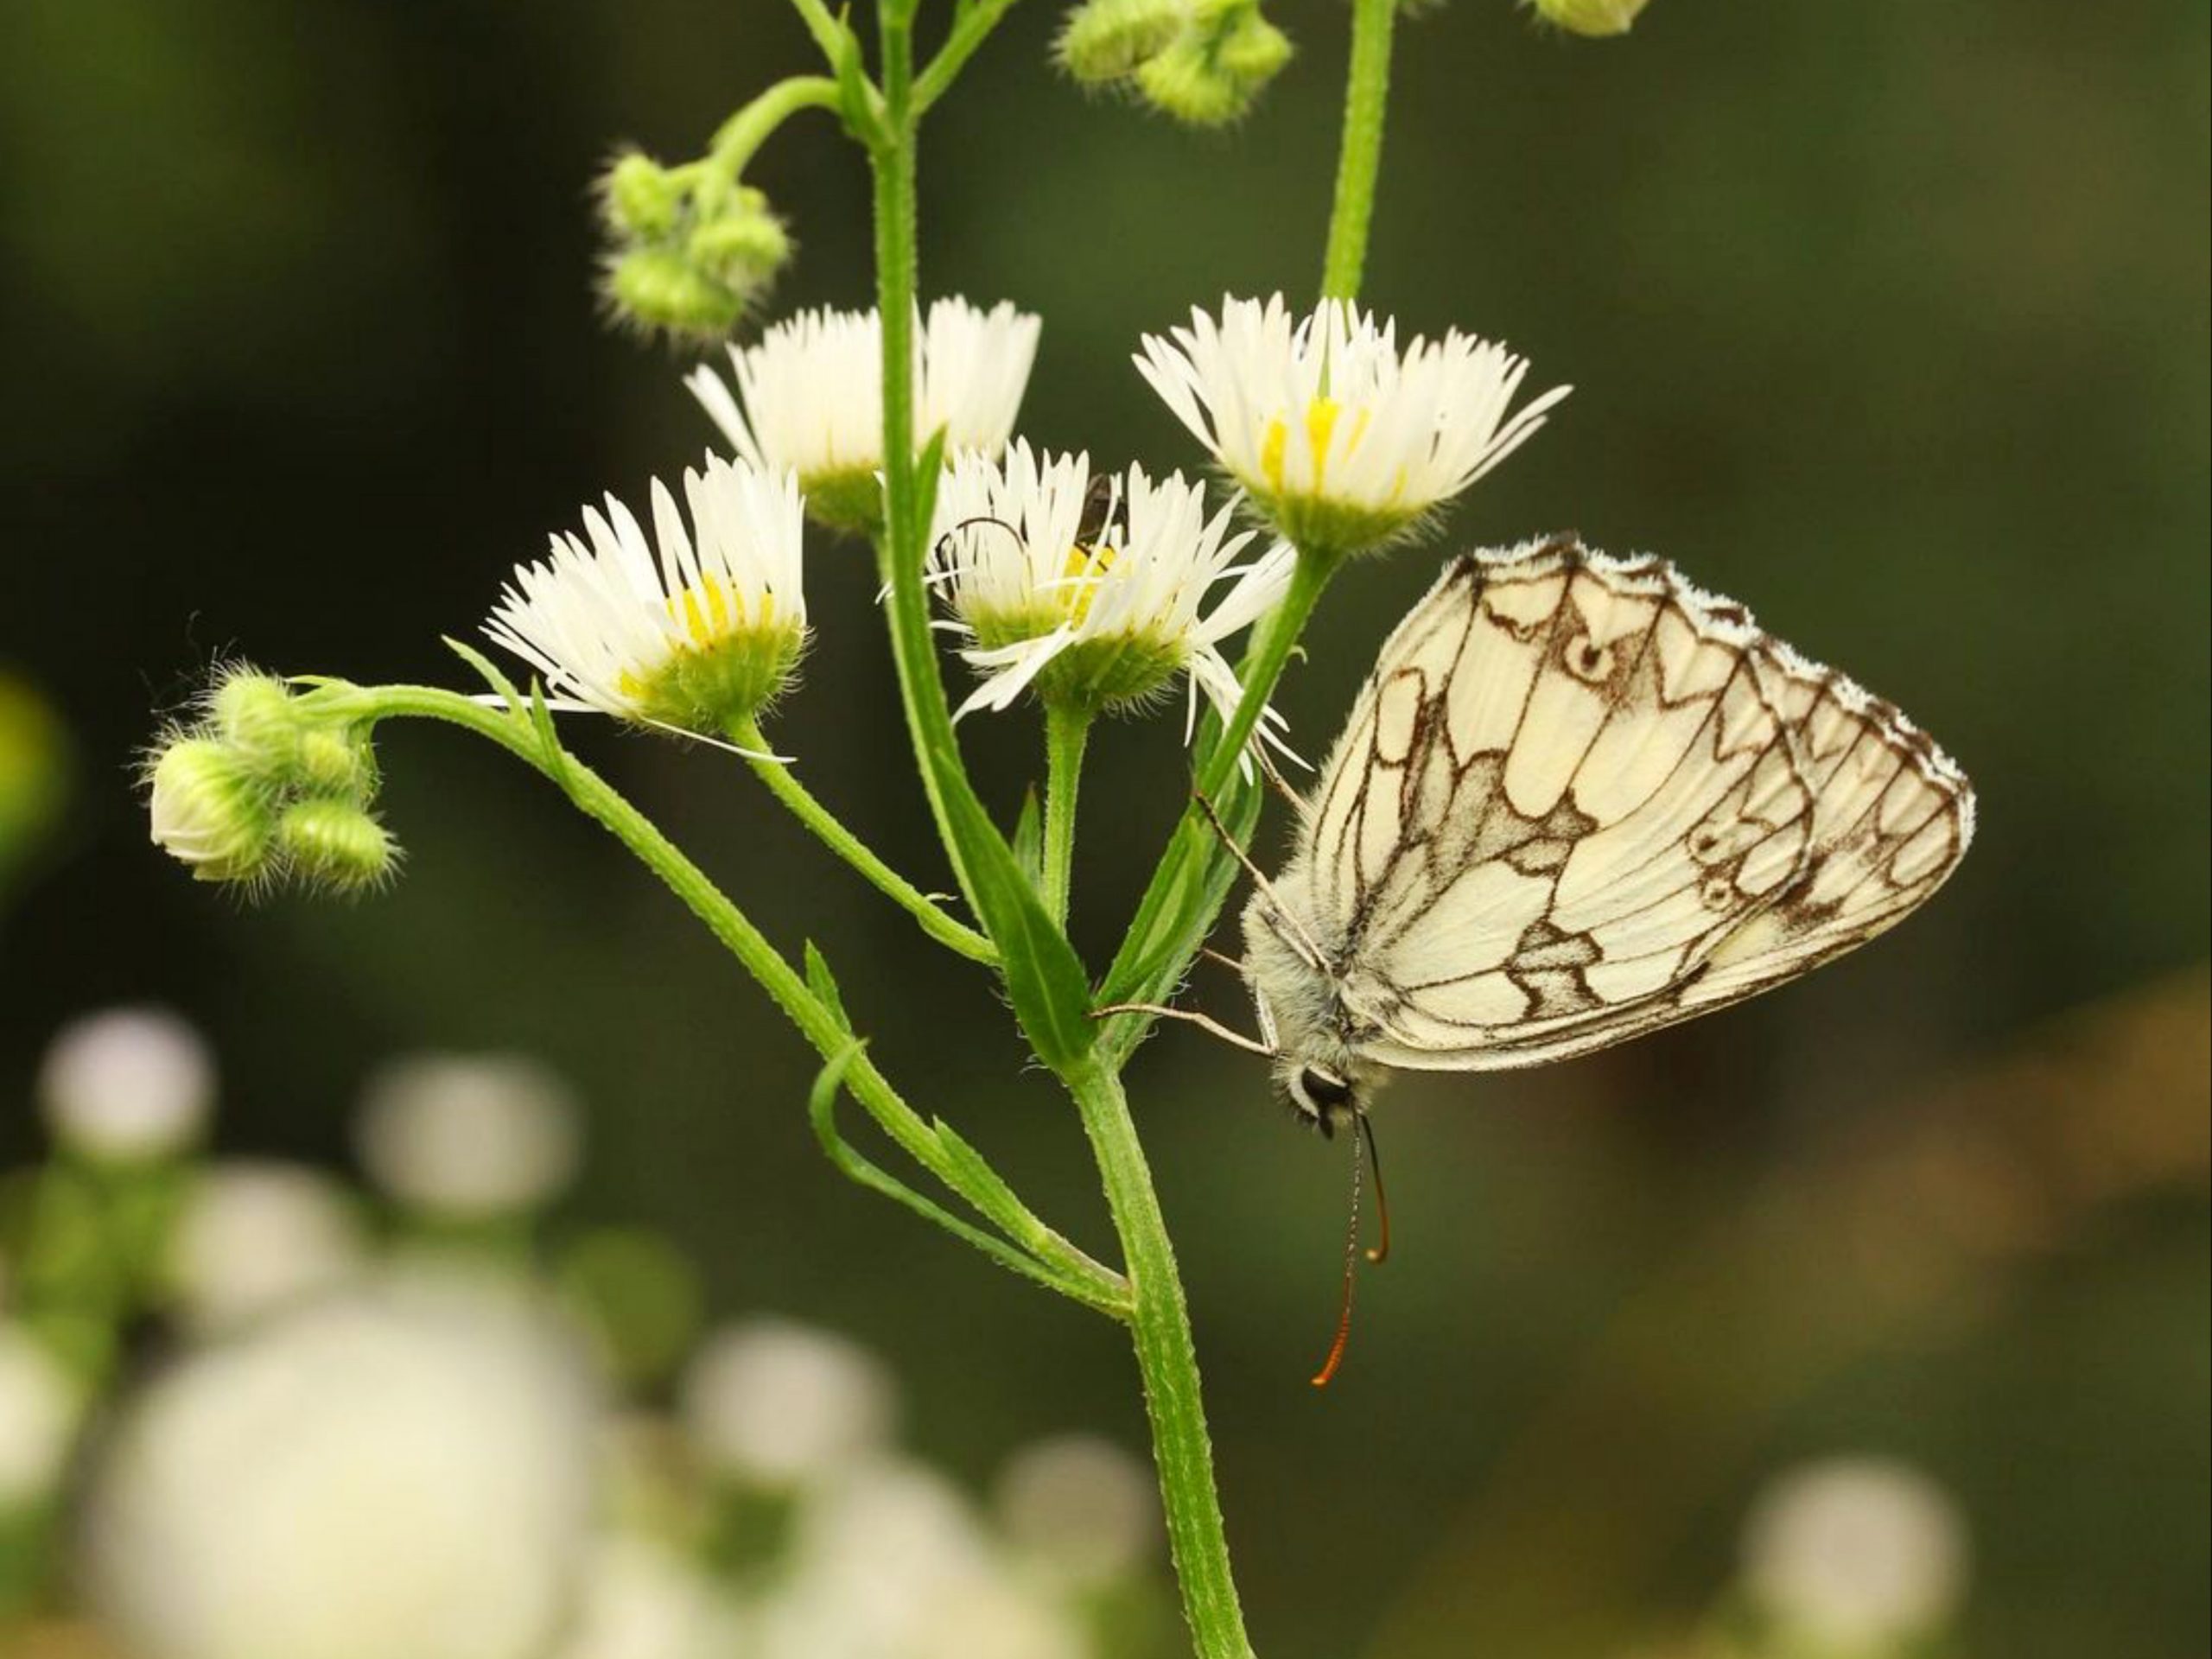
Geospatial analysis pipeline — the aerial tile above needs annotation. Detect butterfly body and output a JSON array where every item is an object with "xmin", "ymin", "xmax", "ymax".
[{"xmin": 1236, "ymin": 536, "xmax": 1975, "ymax": 1121}]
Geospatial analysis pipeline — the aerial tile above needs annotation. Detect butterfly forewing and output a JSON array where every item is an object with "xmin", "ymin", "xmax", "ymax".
[{"xmin": 1285, "ymin": 537, "xmax": 1974, "ymax": 1073}]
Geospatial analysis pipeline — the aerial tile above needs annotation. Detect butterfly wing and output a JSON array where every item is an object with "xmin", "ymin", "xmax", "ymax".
[{"xmin": 1295, "ymin": 537, "xmax": 1974, "ymax": 1072}]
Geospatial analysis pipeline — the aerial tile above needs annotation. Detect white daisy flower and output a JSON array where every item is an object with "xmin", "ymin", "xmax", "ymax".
[
  {"xmin": 926, "ymin": 442, "xmax": 1294, "ymax": 745},
  {"xmin": 1134, "ymin": 293, "xmax": 1571, "ymax": 556},
  {"xmin": 687, "ymin": 298, "xmax": 1041, "ymax": 532},
  {"xmin": 486, "ymin": 454, "xmax": 806, "ymax": 742}
]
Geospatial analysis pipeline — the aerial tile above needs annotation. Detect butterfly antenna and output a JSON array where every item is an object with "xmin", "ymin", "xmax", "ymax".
[
  {"xmin": 1311, "ymin": 1122, "xmax": 1368, "ymax": 1389},
  {"xmin": 1358, "ymin": 1111, "xmax": 1392, "ymax": 1266}
]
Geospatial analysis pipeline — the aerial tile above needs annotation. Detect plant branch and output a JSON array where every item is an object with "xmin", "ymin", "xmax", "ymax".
[
  {"xmin": 317, "ymin": 680, "xmax": 1119, "ymax": 1308},
  {"xmin": 706, "ymin": 74, "xmax": 842, "ymax": 178},
  {"xmin": 1320, "ymin": 0, "xmax": 1399, "ymax": 301},
  {"xmin": 730, "ymin": 715, "xmax": 998, "ymax": 964},
  {"xmin": 914, "ymin": 0, "xmax": 1027, "ymax": 115},
  {"xmin": 1041, "ymin": 701, "xmax": 1091, "ymax": 929}
]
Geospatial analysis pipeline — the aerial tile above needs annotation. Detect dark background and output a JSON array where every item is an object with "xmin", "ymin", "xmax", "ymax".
[{"xmin": 3, "ymin": 1, "xmax": 2206, "ymax": 1654}]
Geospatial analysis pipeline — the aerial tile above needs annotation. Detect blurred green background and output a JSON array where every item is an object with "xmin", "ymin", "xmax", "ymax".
[{"xmin": 2, "ymin": 0, "xmax": 2206, "ymax": 1655}]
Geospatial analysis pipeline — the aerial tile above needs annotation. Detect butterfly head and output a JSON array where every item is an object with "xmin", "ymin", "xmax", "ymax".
[{"xmin": 1277, "ymin": 1056, "xmax": 1364, "ymax": 1136}]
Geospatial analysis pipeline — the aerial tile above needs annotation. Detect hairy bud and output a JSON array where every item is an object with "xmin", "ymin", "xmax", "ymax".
[
  {"xmin": 1134, "ymin": 2, "xmax": 1292, "ymax": 128},
  {"xmin": 1530, "ymin": 0, "xmax": 1651, "ymax": 37},
  {"xmin": 148, "ymin": 738, "xmax": 275, "ymax": 884},
  {"xmin": 1057, "ymin": 0, "xmax": 1188, "ymax": 83}
]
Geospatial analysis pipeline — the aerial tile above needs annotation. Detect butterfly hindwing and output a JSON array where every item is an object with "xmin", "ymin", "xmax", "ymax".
[{"xmin": 1290, "ymin": 538, "xmax": 1973, "ymax": 1072}]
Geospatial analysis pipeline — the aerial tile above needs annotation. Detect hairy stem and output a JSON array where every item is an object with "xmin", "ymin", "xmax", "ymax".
[
  {"xmin": 1041, "ymin": 702, "xmax": 1091, "ymax": 929},
  {"xmin": 705, "ymin": 74, "xmax": 842, "ymax": 176},
  {"xmin": 914, "ymin": 0, "xmax": 1026, "ymax": 115},
  {"xmin": 1320, "ymin": 0, "xmax": 1398, "ymax": 302},
  {"xmin": 730, "ymin": 715, "xmax": 998, "ymax": 964},
  {"xmin": 1066, "ymin": 1060, "xmax": 1255, "ymax": 1659},
  {"xmin": 868, "ymin": 17, "xmax": 991, "ymax": 918}
]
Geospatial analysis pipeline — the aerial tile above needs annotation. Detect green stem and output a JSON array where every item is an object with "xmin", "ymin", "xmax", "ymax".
[
  {"xmin": 868, "ymin": 21, "xmax": 992, "ymax": 919},
  {"xmin": 706, "ymin": 75, "xmax": 842, "ymax": 177},
  {"xmin": 785, "ymin": 0, "xmax": 849, "ymax": 67},
  {"xmin": 913, "ymin": 0, "xmax": 1026, "ymax": 115},
  {"xmin": 1041, "ymin": 702, "xmax": 1091, "ymax": 929},
  {"xmin": 330, "ymin": 684, "xmax": 1119, "ymax": 1306},
  {"xmin": 731, "ymin": 715, "xmax": 998, "ymax": 965},
  {"xmin": 1319, "ymin": 0, "xmax": 1398, "ymax": 302},
  {"xmin": 1066, "ymin": 1060, "xmax": 1255, "ymax": 1659}
]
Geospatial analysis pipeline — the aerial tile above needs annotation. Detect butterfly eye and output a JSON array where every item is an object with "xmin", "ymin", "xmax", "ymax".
[{"xmin": 1299, "ymin": 1067, "xmax": 1353, "ymax": 1110}]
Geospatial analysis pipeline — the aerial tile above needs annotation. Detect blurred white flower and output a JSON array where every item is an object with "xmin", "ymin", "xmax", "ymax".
[
  {"xmin": 681, "ymin": 1318, "xmax": 895, "ymax": 1491},
  {"xmin": 486, "ymin": 457, "xmax": 809, "ymax": 742},
  {"xmin": 995, "ymin": 1433, "xmax": 1159, "ymax": 1590},
  {"xmin": 686, "ymin": 298, "xmax": 1040, "ymax": 531},
  {"xmin": 1135, "ymin": 294, "xmax": 1568, "ymax": 556},
  {"xmin": 37, "ymin": 1007, "xmax": 214, "ymax": 1163},
  {"xmin": 81, "ymin": 1274, "xmax": 600, "ymax": 1659},
  {"xmin": 165, "ymin": 1162, "xmax": 365, "ymax": 1334},
  {"xmin": 0, "ymin": 1322, "xmax": 82, "ymax": 1507},
  {"xmin": 556, "ymin": 1535, "xmax": 747, "ymax": 1659},
  {"xmin": 355, "ymin": 1053, "xmax": 584, "ymax": 1218},
  {"xmin": 762, "ymin": 1459, "xmax": 1084, "ymax": 1659},
  {"xmin": 1741, "ymin": 1457, "xmax": 1970, "ymax": 1647},
  {"xmin": 926, "ymin": 442, "xmax": 1294, "ymax": 744}
]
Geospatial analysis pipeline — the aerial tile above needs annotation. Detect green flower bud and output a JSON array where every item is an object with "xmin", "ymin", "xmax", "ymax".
[
  {"xmin": 1135, "ymin": 3, "xmax": 1292, "ymax": 127},
  {"xmin": 686, "ymin": 200, "xmax": 791, "ymax": 293},
  {"xmin": 1531, "ymin": 0, "xmax": 1650, "ymax": 36},
  {"xmin": 208, "ymin": 669, "xmax": 299, "ymax": 773},
  {"xmin": 275, "ymin": 798, "xmax": 397, "ymax": 892},
  {"xmin": 295, "ymin": 726, "xmax": 378, "ymax": 798},
  {"xmin": 1057, "ymin": 0, "xmax": 1189, "ymax": 83},
  {"xmin": 600, "ymin": 150, "xmax": 684, "ymax": 240},
  {"xmin": 147, "ymin": 737, "xmax": 275, "ymax": 884},
  {"xmin": 603, "ymin": 247, "xmax": 747, "ymax": 345}
]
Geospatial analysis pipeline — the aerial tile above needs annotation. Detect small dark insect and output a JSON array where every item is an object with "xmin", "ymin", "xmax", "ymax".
[{"xmin": 1075, "ymin": 472, "xmax": 1119, "ymax": 548}]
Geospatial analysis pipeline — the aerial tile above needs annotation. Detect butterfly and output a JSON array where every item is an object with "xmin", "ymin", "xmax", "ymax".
[{"xmin": 1200, "ymin": 534, "xmax": 1977, "ymax": 1129}]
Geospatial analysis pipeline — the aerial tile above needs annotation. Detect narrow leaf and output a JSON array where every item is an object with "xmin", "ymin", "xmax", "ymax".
[{"xmin": 804, "ymin": 941, "xmax": 855, "ymax": 1035}]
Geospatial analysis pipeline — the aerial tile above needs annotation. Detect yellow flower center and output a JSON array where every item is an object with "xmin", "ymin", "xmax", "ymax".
[
  {"xmin": 1055, "ymin": 543, "xmax": 1116, "ymax": 627},
  {"xmin": 1258, "ymin": 397, "xmax": 1371, "ymax": 498}
]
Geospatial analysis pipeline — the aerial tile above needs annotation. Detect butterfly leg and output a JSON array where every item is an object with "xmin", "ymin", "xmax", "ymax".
[
  {"xmin": 1190, "ymin": 787, "xmax": 1332, "ymax": 970},
  {"xmin": 1090, "ymin": 1001, "xmax": 1276, "ymax": 1058}
]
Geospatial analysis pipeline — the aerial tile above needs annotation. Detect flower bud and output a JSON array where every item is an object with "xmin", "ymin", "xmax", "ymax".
[
  {"xmin": 295, "ymin": 725, "xmax": 378, "ymax": 797},
  {"xmin": 604, "ymin": 246, "xmax": 747, "ymax": 345},
  {"xmin": 1057, "ymin": 0, "xmax": 1188, "ymax": 83},
  {"xmin": 1531, "ymin": 0, "xmax": 1650, "ymax": 36},
  {"xmin": 147, "ymin": 736, "xmax": 275, "ymax": 883},
  {"xmin": 274, "ymin": 797, "xmax": 397, "ymax": 892},
  {"xmin": 599, "ymin": 149, "xmax": 684, "ymax": 240},
  {"xmin": 687, "ymin": 187, "xmax": 791, "ymax": 291},
  {"xmin": 207, "ymin": 668, "xmax": 299, "ymax": 772},
  {"xmin": 1135, "ymin": 2, "xmax": 1292, "ymax": 127}
]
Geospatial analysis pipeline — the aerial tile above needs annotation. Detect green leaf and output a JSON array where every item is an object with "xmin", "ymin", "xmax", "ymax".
[
  {"xmin": 524, "ymin": 685, "xmax": 575, "ymax": 796},
  {"xmin": 930, "ymin": 1116, "xmax": 1039, "ymax": 1247},
  {"xmin": 804, "ymin": 941, "xmax": 855, "ymax": 1035},
  {"xmin": 1097, "ymin": 771, "xmax": 1261, "ymax": 1011},
  {"xmin": 1011, "ymin": 786, "xmax": 1045, "ymax": 893},
  {"xmin": 807, "ymin": 1045, "xmax": 1119, "ymax": 1313},
  {"xmin": 442, "ymin": 637, "xmax": 527, "ymax": 717}
]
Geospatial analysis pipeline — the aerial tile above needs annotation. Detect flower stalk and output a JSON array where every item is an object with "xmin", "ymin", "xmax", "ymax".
[
  {"xmin": 1041, "ymin": 702, "xmax": 1091, "ymax": 929},
  {"xmin": 1321, "ymin": 0, "xmax": 1397, "ymax": 302},
  {"xmin": 727, "ymin": 715, "xmax": 999, "ymax": 965}
]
